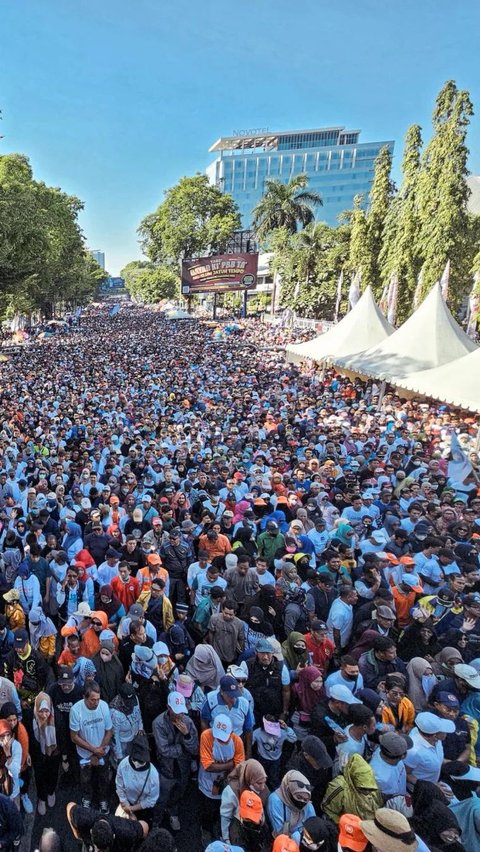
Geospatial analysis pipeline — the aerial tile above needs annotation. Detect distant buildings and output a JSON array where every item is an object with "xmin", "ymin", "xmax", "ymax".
[
  {"xmin": 90, "ymin": 250, "xmax": 105, "ymax": 270},
  {"xmin": 206, "ymin": 127, "xmax": 394, "ymax": 228}
]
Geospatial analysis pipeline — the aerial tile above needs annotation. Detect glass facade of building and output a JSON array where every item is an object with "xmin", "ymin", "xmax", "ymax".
[{"xmin": 206, "ymin": 128, "xmax": 394, "ymax": 228}]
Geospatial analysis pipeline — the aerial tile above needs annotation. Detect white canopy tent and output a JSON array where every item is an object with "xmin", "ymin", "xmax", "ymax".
[
  {"xmin": 285, "ymin": 286, "xmax": 394, "ymax": 364},
  {"xmin": 394, "ymin": 347, "xmax": 480, "ymax": 413},
  {"xmin": 332, "ymin": 283, "xmax": 477, "ymax": 381}
]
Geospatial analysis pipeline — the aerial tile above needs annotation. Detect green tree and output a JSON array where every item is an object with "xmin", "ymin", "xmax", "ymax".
[
  {"xmin": 138, "ymin": 175, "xmax": 240, "ymax": 267},
  {"xmin": 121, "ymin": 260, "xmax": 179, "ymax": 303},
  {"xmin": 252, "ymin": 174, "xmax": 322, "ymax": 243},
  {"xmin": 348, "ymin": 194, "xmax": 369, "ymax": 281},
  {"xmin": 379, "ymin": 125, "xmax": 423, "ymax": 321},
  {"xmin": 416, "ymin": 81, "xmax": 474, "ymax": 309},
  {"xmin": 363, "ymin": 145, "xmax": 394, "ymax": 296},
  {"xmin": 0, "ymin": 153, "xmax": 100, "ymax": 318},
  {"xmin": 272, "ymin": 221, "xmax": 350, "ymax": 318}
]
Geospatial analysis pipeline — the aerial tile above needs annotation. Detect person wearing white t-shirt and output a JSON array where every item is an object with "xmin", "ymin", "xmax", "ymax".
[{"xmin": 69, "ymin": 681, "xmax": 113, "ymax": 812}]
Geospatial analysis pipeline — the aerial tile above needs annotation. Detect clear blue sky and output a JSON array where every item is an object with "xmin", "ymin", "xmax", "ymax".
[{"xmin": 2, "ymin": 0, "xmax": 480, "ymax": 274}]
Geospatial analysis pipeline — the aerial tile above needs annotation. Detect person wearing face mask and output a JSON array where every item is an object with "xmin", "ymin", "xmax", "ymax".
[
  {"xmin": 220, "ymin": 758, "xmax": 268, "ymax": 843},
  {"xmin": 299, "ymin": 815, "xmax": 337, "ymax": 852},
  {"xmin": 115, "ymin": 732, "xmax": 159, "ymax": 826},
  {"xmin": 406, "ymin": 657, "xmax": 439, "ymax": 711},
  {"xmin": 93, "ymin": 637, "xmax": 124, "ymax": 704},
  {"xmin": 29, "ymin": 692, "xmax": 60, "ymax": 815},
  {"xmin": 267, "ymin": 770, "xmax": 316, "ymax": 845},
  {"xmin": 281, "ymin": 632, "xmax": 309, "ymax": 676}
]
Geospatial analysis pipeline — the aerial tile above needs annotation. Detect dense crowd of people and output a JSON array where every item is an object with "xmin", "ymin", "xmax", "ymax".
[{"xmin": 0, "ymin": 306, "xmax": 479, "ymax": 852}]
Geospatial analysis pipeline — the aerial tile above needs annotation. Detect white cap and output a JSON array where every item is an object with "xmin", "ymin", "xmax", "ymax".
[
  {"xmin": 212, "ymin": 713, "xmax": 233, "ymax": 742},
  {"xmin": 415, "ymin": 712, "xmax": 455, "ymax": 735},
  {"xmin": 329, "ymin": 684, "xmax": 362, "ymax": 705},
  {"xmin": 167, "ymin": 691, "xmax": 187, "ymax": 715}
]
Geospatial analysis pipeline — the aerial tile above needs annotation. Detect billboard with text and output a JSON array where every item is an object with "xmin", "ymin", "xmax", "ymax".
[{"xmin": 181, "ymin": 253, "xmax": 258, "ymax": 295}]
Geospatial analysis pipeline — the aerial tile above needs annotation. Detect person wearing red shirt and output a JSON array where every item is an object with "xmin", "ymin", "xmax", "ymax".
[
  {"xmin": 304, "ymin": 620, "xmax": 335, "ymax": 675},
  {"xmin": 111, "ymin": 562, "xmax": 140, "ymax": 611}
]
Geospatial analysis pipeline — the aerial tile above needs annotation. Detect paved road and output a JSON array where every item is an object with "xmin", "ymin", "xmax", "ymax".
[{"xmin": 24, "ymin": 766, "xmax": 203, "ymax": 851}]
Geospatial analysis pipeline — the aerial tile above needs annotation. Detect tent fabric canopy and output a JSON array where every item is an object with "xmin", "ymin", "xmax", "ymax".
[
  {"xmin": 285, "ymin": 286, "xmax": 393, "ymax": 364},
  {"xmin": 395, "ymin": 346, "xmax": 480, "ymax": 413},
  {"xmin": 332, "ymin": 284, "xmax": 477, "ymax": 381}
]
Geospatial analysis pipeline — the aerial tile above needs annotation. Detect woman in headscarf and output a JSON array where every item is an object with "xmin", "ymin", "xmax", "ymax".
[
  {"xmin": 185, "ymin": 644, "xmax": 225, "ymax": 692},
  {"xmin": 92, "ymin": 636, "xmax": 124, "ymax": 704},
  {"xmin": 0, "ymin": 702, "xmax": 31, "ymax": 814},
  {"xmin": 267, "ymin": 770, "xmax": 316, "ymax": 845},
  {"xmin": 292, "ymin": 667, "xmax": 325, "ymax": 733},
  {"xmin": 432, "ymin": 646, "xmax": 464, "ymax": 679},
  {"xmin": 72, "ymin": 657, "xmax": 97, "ymax": 690},
  {"xmin": 95, "ymin": 584, "xmax": 125, "ymax": 631},
  {"xmin": 379, "ymin": 672, "xmax": 415, "ymax": 733},
  {"xmin": 406, "ymin": 656, "xmax": 438, "ymax": 711},
  {"xmin": 28, "ymin": 607, "xmax": 57, "ymax": 663},
  {"xmin": 411, "ymin": 783, "xmax": 465, "ymax": 851},
  {"xmin": 397, "ymin": 617, "xmax": 440, "ymax": 662},
  {"xmin": 277, "ymin": 562, "xmax": 300, "ymax": 597},
  {"xmin": 220, "ymin": 758, "xmax": 268, "ymax": 844},
  {"xmin": 115, "ymin": 732, "xmax": 159, "ymax": 826},
  {"xmin": 322, "ymin": 753, "xmax": 382, "ymax": 824},
  {"xmin": 241, "ymin": 607, "xmax": 274, "ymax": 660},
  {"xmin": 232, "ymin": 526, "xmax": 258, "ymax": 560},
  {"xmin": 296, "ymin": 508, "xmax": 314, "ymax": 534},
  {"xmin": 233, "ymin": 500, "xmax": 252, "ymax": 526},
  {"xmin": 299, "ymin": 815, "xmax": 337, "ymax": 852},
  {"xmin": 330, "ymin": 523, "xmax": 356, "ymax": 548},
  {"xmin": 159, "ymin": 623, "xmax": 194, "ymax": 670},
  {"xmin": 29, "ymin": 693, "xmax": 60, "ymax": 816},
  {"xmin": 110, "ymin": 683, "xmax": 143, "ymax": 764},
  {"xmin": 282, "ymin": 632, "xmax": 308, "ymax": 672},
  {"xmin": 61, "ymin": 521, "xmax": 83, "ymax": 562}
]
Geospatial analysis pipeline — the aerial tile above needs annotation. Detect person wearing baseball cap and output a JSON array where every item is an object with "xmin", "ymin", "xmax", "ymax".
[
  {"xmin": 152, "ymin": 691, "xmax": 199, "ymax": 832},
  {"xmin": 338, "ymin": 813, "xmax": 368, "ymax": 851},
  {"xmin": 307, "ymin": 683, "xmax": 361, "ymax": 759},
  {"xmin": 369, "ymin": 731, "xmax": 413, "ymax": 798},
  {"xmin": 430, "ymin": 662, "xmax": 480, "ymax": 706},
  {"xmin": 200, "ymin": 675, "xmax": 254, "ymax": 756},
  {"xmin": 405, "ymin": 712, "xmax": 455, "ymax": 784},
  {"xmin": 391, "ymin": 574, "xmax": 424, "ymax": 629},
  {"xmin": 198, "ymin": 713, "xmax": 245, "ymax": 846},
  {"xmin": 431, "ymin": 691, "xmax": 471, "ymax": 767},
  {"xmin": 246, "ymin": 639, "xmax": 290, "ymax": 726},
  {"xmin": 304, "ymin": 620, "xmax": 335, "ymax": 674}
]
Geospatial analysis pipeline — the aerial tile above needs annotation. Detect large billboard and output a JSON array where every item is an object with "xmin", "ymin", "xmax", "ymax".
[{"xmin": 181, "ymin": 253, "xmax": 258, "ymax": 295}]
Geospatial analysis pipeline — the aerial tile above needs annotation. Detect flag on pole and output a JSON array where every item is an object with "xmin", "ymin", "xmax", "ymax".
[
  {"xmin": 109, "ymin": 304, "xmax": 120, "ymax": 317},
  {"xmin": 387, "ymin": 273, "xmax": 399, "ymax": 325},
  {"xmin": 348, "ymin": 271, "xmax": 361, "ymax": 310},
  {"xmin": 334, "ymin": 270, "xmax": 344, "ymax": 323},
  {"xmin": 413, "ymin": 267, "xmax": 423, "ymax": 309},
  {"xmin": 466, "ymin": 272, "xmax": 480, "ymax": 337},
  {"xmin": 440, "ymin": 259, "xmax": 451, "ymax": 301},
  {"xmin": 378, "ymin": 281, "xmax": 388, "ymax": 315},
  {"xmin": 448, "ymin": 431, "xmax": 473, "ymax": 484}
]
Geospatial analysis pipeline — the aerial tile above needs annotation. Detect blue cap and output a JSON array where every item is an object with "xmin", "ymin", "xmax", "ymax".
[{"xmin": 255, "ymin": 639, "xmax": 273, "ymax": 653}]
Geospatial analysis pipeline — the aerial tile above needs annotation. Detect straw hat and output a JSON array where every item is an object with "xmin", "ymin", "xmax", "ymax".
[{"xmin": 361, "ymin": 808, "xmax": 418, "ymax": 852}]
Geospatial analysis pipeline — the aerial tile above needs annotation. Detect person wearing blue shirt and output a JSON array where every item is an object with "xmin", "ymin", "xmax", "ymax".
[
  {"xmin": 200, "ymin": 675, "xmax": 253, "ymax": 758},
  {"xmin": 267, "ymin": 769, "xmax": 316, "ymax": 844}
]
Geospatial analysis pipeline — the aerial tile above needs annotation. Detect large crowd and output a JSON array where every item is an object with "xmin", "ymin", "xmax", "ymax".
[{"xmin": 0, "ymin": 306, "xmax": 479, "ymax": 852}]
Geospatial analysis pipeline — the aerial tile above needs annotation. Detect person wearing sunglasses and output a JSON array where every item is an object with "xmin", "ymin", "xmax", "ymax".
[{"xmin": 267, "ymin": 770, "xmax": 316, "ymax": 845}]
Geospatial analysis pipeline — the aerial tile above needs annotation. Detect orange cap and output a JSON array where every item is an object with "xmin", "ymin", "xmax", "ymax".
[
  {"xmin": 239, "ymin": 790, "xmax": 263, "ymax": 825},
  {"xmin": 339, "ymin": 813, "xmax": 368, "ymax": 851},
  {"xmin": 272, "ymin": 836, "xmax": 299, "ymax": 852}
]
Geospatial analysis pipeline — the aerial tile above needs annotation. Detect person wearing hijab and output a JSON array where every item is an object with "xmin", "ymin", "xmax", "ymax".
[
  {"xmin": 282, "ymin": 632, "xmax": 309, "ymax": 672},
  {"xmin": 95, "ymin": 585, "xmax": 126, "ymax": 631},
  {"xmin": 61, "ymin": 521, "xmax": 83, "ymax": 562},
  {"xmin": 330, "ymin": 523, "xmax": 356, "ymax": 548},
  {"xmin": 0, "ymin": 702, "xmax": 31, "ymax": 814},
  {"xmin": 411, "ymin": 781, "xmax": 465, "ymax": 852},
  {"xmin": 267, "ymin": 770, "xmax": 316, "ymax": 844},
  {"xmin": 299, "ymin": 815, "xmax": 337, "ymax": 852},
  {"xmin": 292, "ymin": 667, "xmax": 325, "ymax": 732},
  {"xmin": 159, "ymin": 623, "xmax": 195, "ymax": 671},
  {"xmin": 72, "ymin": 657, "xmax": 97, "ymax": 689},
  {"xmin": 92, "ymin": 637, "xmax": 124, "ymax": 704},
  {"xmin": 185, "ymin": 644, "xmax": 225, "ymax": 692},
  {"xmin": 242, "ymin": 607, "xmax": 274, "ymax": 659},
  {"xmin": 322, "ymin": 753, "xmax": 382, "ymax": 824},
  {"xmin": 381, "ymin": 673, "xmax": 416, "ymax": 734},
  {"xmin": 432, "ymin": 646, "xmax": 464, "ymax": 679},
  {"xmin": 109, "ymin": 683, "xmax": 143, "ymax": 763},
  {"xmin": 220, "ymin": 758, "xmax": 268, "ymax": 843},
  {"xmin": 115, "ymin": 732, "xmax": 159, "ymax": 826},
  {"xmin": 232, "ymin": 527, "xmax": 258, "ymax": 560},
  {"xmin": 397, "ymin": 618, "xmax": 440, "ymax": 662},
  {"xmin": 28, "ymin": 607, "xmax": 57, "ymax": 662},
  {"xmin": 30, "ymin": 693, "xmax": 60, "ymax": 815},
  {"xmin": 407, "ymin": 657, "xmax": 438, "ymax": 711}
]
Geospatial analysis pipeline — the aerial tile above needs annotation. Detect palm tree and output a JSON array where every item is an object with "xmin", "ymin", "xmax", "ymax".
[{"xmin": 252, "ymin": 174, "xmax": 322, "ymax": 243}]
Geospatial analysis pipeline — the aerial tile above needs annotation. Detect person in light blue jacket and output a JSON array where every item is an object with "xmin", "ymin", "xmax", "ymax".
[
  {"xmin": 115, "ymin": 733, "xmax": 159, "ymax": 825},
  {"xmin": 267, "ymin": 769, "xmax": 316, "ymax": 845}
]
